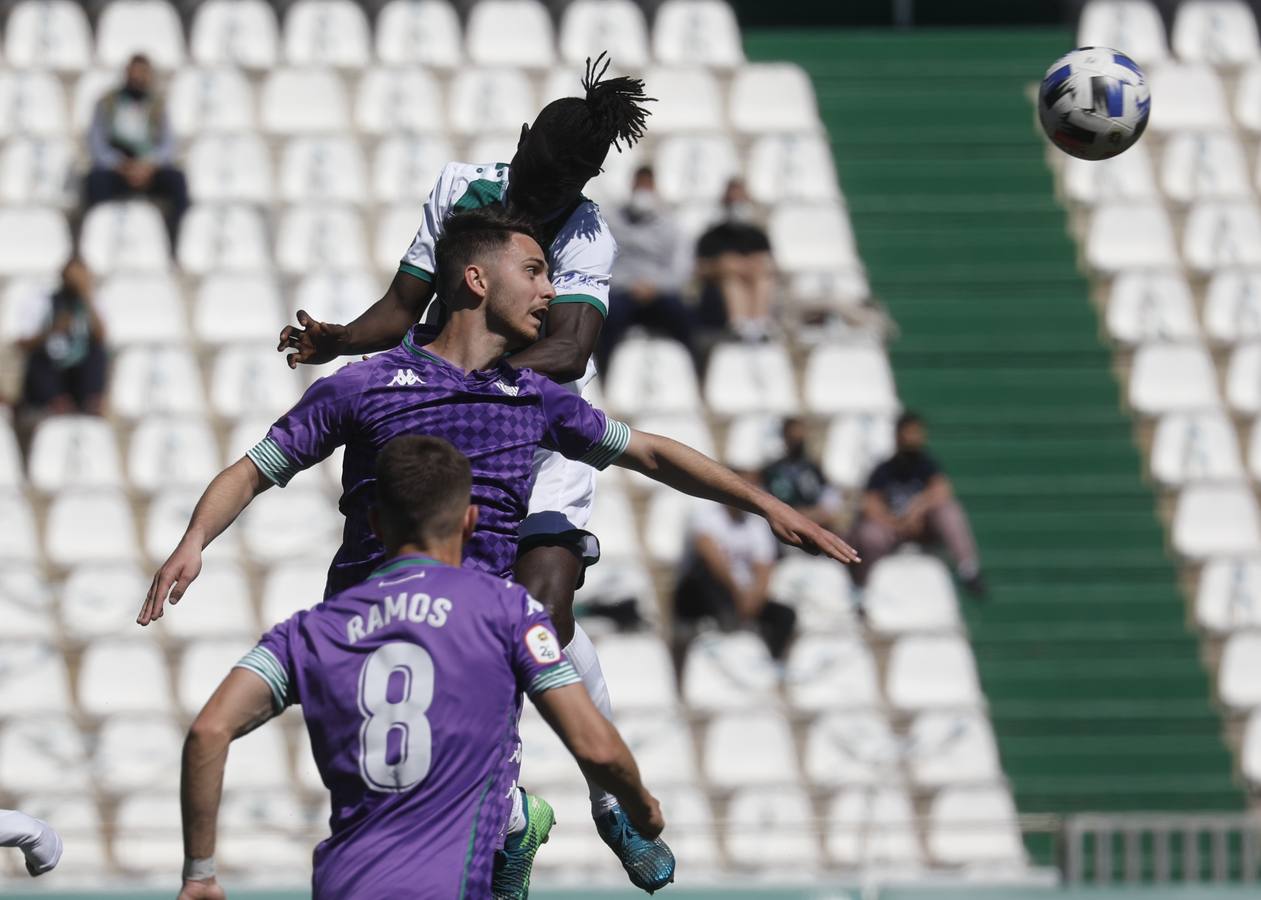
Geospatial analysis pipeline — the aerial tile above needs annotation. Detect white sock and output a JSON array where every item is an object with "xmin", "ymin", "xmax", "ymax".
[
  {"xmin": 564, "ymin": 624, "xmax": 620, "ymax": 817},
  {"xmin": 506, "ymin": 786, "xmax": 526, "ymax": 837},
  {"xmin": 0, "ymin": 809, "xmax": 62, "ymax": 876}
]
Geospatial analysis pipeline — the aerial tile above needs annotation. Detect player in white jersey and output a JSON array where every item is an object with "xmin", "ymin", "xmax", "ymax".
[{"xmin": 277, "ymin": 55, "xmax": 674, "ymax": 892}]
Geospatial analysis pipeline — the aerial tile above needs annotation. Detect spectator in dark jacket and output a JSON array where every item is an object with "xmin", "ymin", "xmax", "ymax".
[
  {"xmin": 695, "ymin": 178, "xmax": 775, "ymax": 342},
  {"xmin": 762, "ymin": 417, "xmax": 842, "ymax": 528}
]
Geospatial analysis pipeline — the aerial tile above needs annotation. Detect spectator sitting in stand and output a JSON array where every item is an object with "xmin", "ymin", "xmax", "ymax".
[
  {"xmin": 695, "ymin": 178, "xmax": 776, "ymax": 343},
  {"xmin": 84, "ymin": 54, "xmax": 189, "ymax": 249},
  {"xmin": 762, "ymin": 417, "xmax": 842, "ymax": 528},
  {"xmin": 597, "ymin": 165, "xmax": 697, "ymax": 374},
  {"xmin": 849, "ymin": 412, "xmax": 986, "ymax": 598}
]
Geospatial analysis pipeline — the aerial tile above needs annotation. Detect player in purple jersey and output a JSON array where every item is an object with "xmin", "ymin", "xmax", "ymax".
[{"xmin": 176, "ymin": 436, "xmax": 663, "ymax": 900}]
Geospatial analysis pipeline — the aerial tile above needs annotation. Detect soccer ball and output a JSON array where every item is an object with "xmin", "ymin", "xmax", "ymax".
[{"xmin": 1038, "ymin": 47, "xmax": 1151, "ymax": 161}]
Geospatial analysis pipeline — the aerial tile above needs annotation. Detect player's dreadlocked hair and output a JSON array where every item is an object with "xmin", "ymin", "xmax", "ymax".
[{"xmin": 579, "ymin": 51, "xmax": 653, "ymax": 153}]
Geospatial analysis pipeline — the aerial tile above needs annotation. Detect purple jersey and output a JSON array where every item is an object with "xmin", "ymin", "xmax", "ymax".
[
  {"xmin": 247, "ymin": 328, "xmax": 630, "ymax": 596},
  {"xmin": 235, "ymin": 555, "xmax": 581, "ymax": 899}
]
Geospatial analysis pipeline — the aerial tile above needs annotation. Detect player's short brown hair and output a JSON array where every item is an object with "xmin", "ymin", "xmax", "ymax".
[
  {"xmin": 433, "ymin": 206, "xmax": 544, "ymax": 305},
  {"xmin": 374, "ymin": 435, "xmax": 472, "ymax": 547}
]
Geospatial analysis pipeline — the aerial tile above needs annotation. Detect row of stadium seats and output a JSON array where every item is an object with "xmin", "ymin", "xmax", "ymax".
[
  {"xmin": 1080, "ymin": 0, "xmax": 1261, "ymax": 66},
  {"xmin": 0, "ymin": 0, "xmax": 746, "ymax": 72},
  {"xmin": 1105, "ymin": 271, "xmax": 1261, "ymax": 346},
  {"xmin": 1130, "ymin": 342, "xmax": 1261, "ymax": 415},
  {"xmin": 1066, "ymin": 135, "xmax": 1261, "ymax": 207},
  {"xmin": 1087, "ymin": 202, "xmax": 1261, "ymax": 272}
]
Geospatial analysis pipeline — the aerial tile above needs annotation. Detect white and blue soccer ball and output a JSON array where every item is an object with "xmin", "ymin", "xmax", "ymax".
[{"xmin": 1038, "ymin": 47, "xmax": 1151, "ymax": 161}]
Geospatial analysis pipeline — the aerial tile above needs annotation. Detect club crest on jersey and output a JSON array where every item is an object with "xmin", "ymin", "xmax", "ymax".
[
  {"xmin": 525, "ymin": 624, "xmax": 561, "ymax": 665},
  {"xmin": 494, "ymin": 380, "xmax": 520, "ymax": 397},
  {"xmin": 388, "ymin": 368, "xmax": 425, "ymax": 387}
]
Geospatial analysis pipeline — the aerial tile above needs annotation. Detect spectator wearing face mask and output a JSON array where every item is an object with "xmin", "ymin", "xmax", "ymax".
[
  {"xmin": 762, "ymin": 417, "xmax": 842, "ymax": 528},
  {"xmin": 597, "ymin": 165, "xmax": 697, "ymax": 374},
  {"xmin": 84, "ymin": 54, "xmax": 189, "ymax": 249},
  {"xmin": 695, "ymin": 178, "xmax": 776, "ymax": 342}
]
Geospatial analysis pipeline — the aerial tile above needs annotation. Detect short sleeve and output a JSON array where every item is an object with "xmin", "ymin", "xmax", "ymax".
[
  {"xmin": 235, "ymin": 616, "xmax": 300, "ymax": 713},
  {"xmin": 247, "ymin": 365, "xmax": 364, "ymax": 487},
  {"xmin": 506, "ymin": 588, "xmax": 582, "ymax": 698},
  {"xmin": 548, "ymin": 203, "xmax": 616, "ymax": 318},
  {"xmin": 534, "ymin": 374, "xmax": 629, "ymax": 470},
  {"xmin": 398, "ymin": 163, "xmax": 462, "ymax": 283}
]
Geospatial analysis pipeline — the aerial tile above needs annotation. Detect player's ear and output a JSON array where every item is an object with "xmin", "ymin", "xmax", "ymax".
[
  {"xmin": 464, "ymin": 264, "xmax": 488, "ymax": 300},
  {"xmin": 462, "ymin": 505, "xmax": 479, "ymax": 542}
]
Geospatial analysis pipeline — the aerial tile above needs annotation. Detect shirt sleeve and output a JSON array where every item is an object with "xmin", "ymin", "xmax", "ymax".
[
  {"xmin": 506, "ymin": 587, "xmax": 582, "ymax": 698},
  {"xmin": 534, "ymin": 374, "xmax": 629, "ymax": 470},
  {"xmin": 235, "ymin": 616, "xmax": 300, "ymax": 713},
  {"xmin": 398, "ymin": 163, "xmax": 461, "ymax": 283},
  {"xmin": 246, "ymin": 365, "xmax": 363, "ymax": 487},
  {"xmin": 548, "ymin": 203, "xmax": 617, "ymax": 318}
]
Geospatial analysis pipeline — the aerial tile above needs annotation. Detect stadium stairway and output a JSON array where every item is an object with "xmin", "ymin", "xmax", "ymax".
[{"xmin": 745, "ymin": 29, "xmax": 1246, "ymax": 866}]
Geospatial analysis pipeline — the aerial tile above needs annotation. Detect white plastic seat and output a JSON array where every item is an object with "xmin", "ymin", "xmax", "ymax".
[
  {"xmin": 376, "ymin": 204, "xmax": 428, "ymax": 271},
  {"xmin": 113, "ymin": 793, "xmax": 182, "ymax": 873},
  {"xmin": 1150, "ymin": 412, "xmax": 1243, "ymax": 485},
  {"xmin": 242, "ymin": 487, "xmax": 342, "ymax": 564},
  {"xmin": 785, "ymin": 634, "xmax": 880, "ymax": 712},
  {"xmin": 560, "ymin": 0, "xmax": 649, "ymax": 68},
  {"xmin": 1172, "ymin": 1, "xmax": 1261, "ymax": 65},
  {"xmin": 0, "ymin": 492, "xmax": 38, "ymax": 562},
  {"xmin": 0, "ymin": 567, "xmax": 53, "ymax": 640},
  {"xmin": 355, "ymin": 68, "xmax": 444, "ymax": 136},
  {"xmin": 71, "ymin": 68, "xmax": 117, "ymax": 133},
  {"xmin": 1184, "ymin": 202, "xmax": 1261, "ymax": 272},
  {"xmin": 1239, "ymin": 63, "xmax": 1261, "ymax": 133},
  {"xmin": 1196, "ymin": 558, "xmax": 1261, "ymax": 632},
  {"xmin": 283, "ymin": 0, "xmax": 371, "ymax": 68},
  {"xmin": 211, "ymin": 346, "xmax": 305, "ymax": 419},
  {"xmin": 28, "ymin": 415, "xmax": 122, "ymax": 493},
  {"xmin": 190, "ymin": 0, "xmax": 280, "ymax": 69},
  {"xmin": 532, "ymin": 784, "xmax": 613, "ymax": 870},
  {"xmin": 277, "ymin": 205, "xmax": 369, "ymax": 272},
  {"xmin": 0, "ymin": 137, "xmax": 75, "ymax": 206},
  {"xmin": 1205, "ymin": 271, "xmax": 1261, "ymax": 342},
  {"xmin": 1148, "ymin": 64, "xmax": 1231, "ymax": 132},
  {"xmin": 724, "ymin": 413, "xmax": 786, "ymax": 470},
  {"xmin": 575, "ymin": 554, "xmax": 657, "ymax": 622},
  {"xmin": 1227, "ymin": 343, "xmax": 1261, "ymax": 413},
  {"xmin": 96, "ymin": 0, "xmax": 186, "ymax": 69},
  {"xmin": 704, "ymin": 342, "xmax": 800, "ymax": 416},
  {"xmin": 907, "ymin": 711, "xmax": 1001, "ymax": 787},
  {"xmin": 80, "ymin": 201, "xmax": 170, "ymax": 273},
  {"xmin": 1222, "ymin": 632, "xmax": 1261, "ymax": 707},
  {"xmin": 1247, "ymin": 417, "xmax": 1261, "ymax": 483},
  {"xmin": 866, "ymin": 555, "xmax": 961, "ymax": 635},
  {"xmin": 162, "ymin": 563, "xmax": 257, "ymax": 640},
  {"xmin": 643, "ymin": 490, "xmax": 706, "ymax": 566},
  {"xmin": 178, "ymin": 204, "xmax": 271, "ymax": 274},
  {"xmin": 261, "ymin": 559, "xmax": 330, "ymax": 625},
  {"xmin": 653, "ymin": 0, "xmax": 744, "ymax": 68},
  {"xmin": 195, "ymin": 274, "xmax": 285, "ymax": 344},
  {"xmin": 822, "ymin": 414, "xmax": 896, "ymax": 490},
  {"xmin": 803, "ymin": 711, "xmax": 900, "ymax": 787},
  {"xmin": 59, "ymin": 563, "xmax": 149, "ymax": 640},
  {"xmin": 725, "ymin": 787, "xmax": 818, "ymax": 868},
  {"xmin": 605, "ymin": 336, "xmax": 702, "ymax": 416},
  {"xmin": 583, "ymin": 478, "xmax": 639, "ymax": 560},
  {"xmin": 168, "ymin": 68, "xmax": 254, "ymax": 137},
  {"xmin": 467, "ymin": 0, "xmax": 554, "ymax": 69},
  {"xmin": 260, "ymin": 69, "xmax": 350, "ymax": 134},
  {"xmin": 223, "ymin": 721, "xmax": 291, "ymax": 791},
  {"xmin": 280, "ymin": 137, "xmax": 368, "ymax": 204},
  {"xmin": 1128, "ymin": 343, "xmax": 1221, "ymax": 414},
  {"xmin": 4, "ymin": 1, "xmax": 92, "ymax": 71},
  {"xmin": 0, "ymin": 415, "xmax": 20, "ymax": 491},
  {"xmin": 1106, "ymin": 271, "xmax": 1199, "ymax": 343},
  {"xmin": 1061, "ymin": 141, "xmax": 1158, "ymax": 204},
  {"xmin": 1077, "ymin": 1, "xmax": 1170, "ymax": 67},
  {"xmin": 218, "ymin": 789, "xmax": 312, "ymax": 872},
  {"xmin": 730, "ymin": 64, "xmax": 820, "ymax": 134},
  {"xmin": 681, "ymin": 632, "xmax": 779, "ymax": 712},
  {"xmin": 1087, "ymin": 203, "xmax": 1177, "ymax": 271},
  {"xmin": 0, "ymin": 716, "xmax": 88, "ymax": 793},
  {"xmin": 0, "ymin": 207, "xmax": 72, "ymax": 273},
  {"xmin": 653, "ymin": 134, "xmax": 740, "ymax": 204},
  {"xmin": 375, "ymin": 0, "xmax": 462, "ymax": 69},
  {"xmin": 592, "ymin": 633, "xmax": 677, "ymax": 712},
  {"xmin": 373, "ymin": 136, "xmax": 456, "ymax": 203},
  {"xmin": 928, "ymin": 786, "xmax": 1026, "ymax": 867},
  {"xmin": 641, "ymin": 67, "xmax": 724, "ymax": 132},
  {"xmin": 0, "ymin": 641, "xmax": 70, "ymax": 714},
  {"xmin": 1242, "ymin": 709, "xmax": 1261, "ymax": 783},
  {"xmin": 615, "ymin": 712, "xmax": 699, "ymax": 785},
  {"xmin": 112, "ymin": 347, "xmax": 207, "ymax": 420},
  {"xmin": 79, "ymin": 638, "xmax": 173, "ymax": 715},
  {"xmin": 290, "ymin": 269, "xmax": 379, "ymax": 331},
  {"xmin": 746, "ymin": 133, "xmax": 841, "ymax": 204},
  {"xmin": 886, "ymin": 635, "xmax": 983, "ymax": 711},
  {"xmin": 95, "ymin": 715, "xmax": 182, "ymax": 791},
  {"xmin": 10, "ymin": 795, "xmax": 106, "ymax": 874},
  {"xmin": 654, "ymin": 786, "xmax": 720, "ymax": 870},
  {"xmin": 45, "ymin": 489, "xmax": 139, "ymax": 566},
  {"xmin": 770, "ymin": 204, "xmax": 860, "ymax": 274},
  {"xmin": 804, "ymin": 343, "xmax": 899, "ymax": 415},
  {"xmin": 770, "ymin": 552, "xmax": 857, "ymax": 633},
  {"xmin": 0, "ymin": 71, "xmax": 68, "ymax": 136},
  {"xmin": 632, "ymin": 414, "xmax": 716, "ymax": 460},
  {"xmin": 827, "ymin": 785, "xmax": 923, "ymax": 868},
  {"xmin": 517, "ymin": 702, "xmax": 578, "ymax": 785},
  {"xmin": 447, "ymin": 68, "xmax": 536, "ymax": 136},
  {"xmin": 178, "ymin": 638, "xmax": 255, "ymax": 715},
  {"xmin": 1161, "ymin": 132, "xmax": 1251, "ymax": 203},
  {"xmin": 705, "ymin": 711, "xmax": 799, "ymax": 789},
  {"xmin": 95, "ymin": 272, "xmax": 187, "ymax": 346},
  {"xmin": 146, "ymin": 488, "xmax": 244, "ymax": 564},
  {"xmin": 1173, "ymin": 483, "xmax": 1261, "ymax": 557}
]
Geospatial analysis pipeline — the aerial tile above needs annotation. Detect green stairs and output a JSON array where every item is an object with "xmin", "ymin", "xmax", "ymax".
[{"xmin": 746, "ymin": 30, "xmax": 1246, "ymax": 863}]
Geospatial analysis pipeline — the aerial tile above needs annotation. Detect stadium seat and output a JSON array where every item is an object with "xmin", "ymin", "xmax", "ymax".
[
  {"xmin": 95, "ymin": 715, "xmax": 182, "ymax": 792},
  {"xmin": 45, "ymin": 488, "xmax": 139, "ymax": 565},
  {"xmin": 146, "ymin": 487, "xmax": 245, "ymax": 564},
  {"xmin": 1204, "ymin": 271, "xmax": 1261, "ymax": 343},
  {"xmin": 653, "ymin": 0, "xmax": 745, "ymax": 68},
  {"xmin": 113, "ymin": 793, "xmax": 182, "ymax": 873},
  {"xmin": 1220, "ymin": 632, "xmax": 1261, "ymax": 708},
  {"xmin": 283, "ymin": 0, "xmax": 371, "ymax": 68},
  {"xmin": 178, "ymin": 204, "xmax": 272, "ymax": 274},
  {"xmin": 0, "ymin": 207, "xmax": 72, "ymax": 273},
  {"xmin": 653, "ymin": 786, "xmax": 720, "ymax": 869},
  {"xmin": 927, "ymin": 786, "xmax": 1025, "ymax": 867},
  {"xmin": 1238, "ymin": 62, "xmax": 1261, "ymax": 133},
  {"xmin": 583, "ymin": 477, "xmax": 640, "ymax": 560},
  {"xmin": 71, "ymin": 68, "xmax": 118, "ymax": 133},
  {"xmin": 373, "ymin": 136, "xmax": 455, "ymax": 203},
  {"xmin": 0, "ymin": 277, "xmax": 54, "ymax": 344},
  {"xmin": 1149, "ymin": 412, "xmax": 1243, "ymax": 485},
  {"xmin": 705, "ymin": 711, "xmax": 799, "ymax": 789},
  {"xmin": 466, "ymin": 0, "xmax": 555, "ymax": 69},
  {"xmin": 0, "ymin": 137, "xmax": 75, "ymax": 206},
  {"xmin": 80, "ymin": 201, "xmax": 170, "ymax": 273},
  {"xmin": 724, "ymin": 412, "xmax": 786, "ymax": 470},
  {"xmin": 575, "ymin": 554, "xmax": 658, "ymax": 623},
  {"xmin": 1172, "ymin": 0, "xmax": 1261, "ymax": 65},
  {"xmin": 218, "ymin": 789, "xmax": 313, "ymax": 873},
  {"xmin": 95, "ymin": 272, "xmax": 188, "ymax": 346},
  {"xmin": 225, "ymin": 415, "xmax": 282, "ymax": 467},
  {"xmin": 79, "ymin": 638, "xmax": 173, "ymax": 716},
  {"xmin": 209, "ymin": 345, "xmax": 305, "ymax": 420},
  {"xmin": 241, "ymin": 487, "xmax": 343, "ymax": 563},
  {"xmin": 1227, "ymin": 343, "xmax": 1261, "ymax": 413},
  {"xmin": 886, "ymin": 635, "xmax": 983, "ymax": 711},
  {"xmin": 96, "ymin": 0, "xmax": 186, "ymax": 69},
  {"xmin": 375, "ymin": 204, "xmax": 426, "ymax": 270},
  {"xmin": 0, "ymin": 715, "xmax": 88, "ymax": 794},
  {"xmin": 653, "ymin": 134, "xmax": 740, "ymax": 204},
  {"xmin": 827, "ymin": 785, "xmax": 924, "ymax": 869},
  {"xmin": 724, "ymin": 786, "xmax": 819, "ymax": 868},
  {"xmin": 641, "ymin": 67, "xmax": 724, "ymax": 133},
  {"xmin": 355, "ymin": 68, "xmax": 444, "ymax": 136},
  {"xmin": 785, "ymin": 634, "xmax": 880, "ymax": 712},
  {"xmin": 704, "ymin": 342, "xmax": 800, "ymax": 416},
  {"xmin": 4, "ymin": 1, "xmax": 92, "ymax": 71},
  {"xmin": 1196, "ymin": 557, "xmax": 1261, "ymax": 632},
  {"xmin": 730, "ymin": 64, "xmax": 820, "ymax": 134},
  {"xmin": 770, "ymin": 552, "xmax": 857, "ymax": 633},
  {"xmin": 195, "ymin": 273, "xmax": 285, "ymax": 345},
  {"xmin": 1246, "ymin": 417, "xmax": 1261, "ymax": 482},
  {"xmin": 1172, "ymin": 483, "xmax": 1261, "ymax": 558},
  {"xmin": 616, "ymin": 712, "xmax": 700, "ymax": 785},
  {"xmin": 28, "ymin": 415, "xmax": 123, "ymax": 493},
  {"xmin": 1184, "ymin": 202, "xmax": 1261, "ymax": 272},
  {"xmin": 290, "ymin": 269, "xmax": 382, "ymax": 342},
  {"xmin": 375, "ymin": 0, "xmax": 463, "ymax": 69},
  {"xmin": 592, "ymin": 633, "xmax": 678, "ymax": 712},
  {"xmin": 260, "ymin": 69, "xmax": 350, "ymax": 134},
  {"xmin": 0, "ymin": 566, "xmax": 53, "ymax": 640},
  {"xmin": 1161, "ymin": 132, "xmax": 1252, "ymax": 203},
  {"xmin": 866, "ymin": 554, "xmax": 961, "ymax": 635},
  {"xmin": 1060, "ymin": 141, "xmax": 1158, "ymax": 204},
  {"xmin": 280, "ymin": 137, "xmax": 368, "ymax": 204},
  {"xmin": 447, "ymin": 68, "xmax": 537, "ymax": 135},
  {"xmin": 803, "ymin": 710, "xmax": 900, "ymax": 787},
  {"xmin": 190, "ymin": 0, "xmax": 280, "ymax": 69},
  {"xmin": 559, "ymin": 0, "xmax": 650, "ymax": 69},
  {"xmin": 223, "ymin": 720, "xmax": 292, "ymax": 791},
  {"xmin": 907, "ymin": 711, "xmax": 1002, "ymax": 787},
  {"xmin": 605, "ymin": 336, "xmax": 702, "ymax": 416},
  {"xmin": 177, "ymin": 638, "xmax": 256, "ymax": 715},
  {"xmin": 10, "ymin": 794, "xmax": 107, "ymax": 874},
  {"xmin": 161, "ymin": 563, "xmax": 257, "ymax": 640},
  {"xmin": 1128, "ymin": 343, "xmax": 1221, "ymax": 414},
  {"xmin": 517, "ymin": 703, "xmax": 577, "ymax": 785},
  {"xmin": 0, "ymin": 641, "xmax": 70, "ymax": 714},
  {"xmin": 681, "ymin": 632, "xmax": 779, "ymax": 712},
  {"xmin": 746, "ymin": 133, "xmax": 841, "ymax": 205},
  {"xmin": 532, "ymin": 784, "xmax": 611, "ymax": 869},
  {"xmin": 59, "ymin": 563, "xmax": 149, "ymax": 640},
  {"xmin": 642, "ymin": 490, "xmax": 709, "ymax": 566},
  {"xmin": 1077, "ymin": 1, "xmax": 1169, "ymax": 66},
  {"xmin": 0, "ymin": 416, "xmax": 20, "ymax": 491},
  {"xmin": 168, "ymin": 68, "xmax": 255, "ymax": 137},
  {"xmin": 0, "ymin": 71, "xmax": 68, "ymax": 136},
  {"xmin": 277, "ymin": 205, "xmax": 369, "ymax": 272},
  {"xmin": 463, "ymin": 134, "xmax": 527, "ymax": 171},
  {"xmin": 1243, "ymin": 710, "xmax": 1261, "ymax": 785},
  {"xmin": 1086, "ymin": 203, "xmax": 1176, "ymax": 271},
  {"xmin": 822, "ymin": 413, "xmax": 895, "ymax": 490},
  {"xmin": 1106, "ymin": 271, "xmax": 1199, "ymax": 344},
  {"xmin": 632, "ymin": 413, "xmax": 717, "ymax": 460},
  {"xmin": 0, "ymin": 492, "xmax": 38, "ymax": 562},
  {"xmin": 112, "ymin": 346, "xmax": 207, "ymax": 419},
  {"xmin": 261, "ymin": 559, "xmax": 332, "ymax": 626},
  {"xmin": 770, "ymin": 203, "xmax": 861, "ymax": 275},
  {"xmin": 1147, "ymin": 64, "xmax": 1231, "ymax": 132},
  {"xmin": 804, "ymin": 343, "xmax": 899, "ymax": 415}
]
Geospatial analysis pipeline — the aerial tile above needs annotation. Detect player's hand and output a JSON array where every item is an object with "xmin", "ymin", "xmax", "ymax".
[
  {"xmin": 137, "ymin": 537, "xmax": 203, "ymax": 626},
  {"xmin": 277, "ymin": 309, "xmax": 349, "ymax": 369},
  {"xmin": 178, "ymin": 877, "xmax": 226, "ymax": 900},
  {"xmin": 764, "ymin": 501, "xmax": 861, "ymax": 565},
  {"xmin": 625, "ymin": 792, "xmax": 665, "ymax": 841}
]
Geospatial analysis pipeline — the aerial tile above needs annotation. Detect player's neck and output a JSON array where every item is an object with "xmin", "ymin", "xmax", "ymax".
[
  {"xmin": 389, "ymin": 539, "xmax": 462, "ymax": 568},
  {"xmin": 424, "ymin": 316, "xmax": 508, "ymax": 373}
]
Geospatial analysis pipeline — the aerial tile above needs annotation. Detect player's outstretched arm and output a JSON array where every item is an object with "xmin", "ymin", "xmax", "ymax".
[
  {"xmin": 533, "ymin": 683, "xmax": 664, "ymax": 840},
  {"xmin": 505, "ymin": 302, "xmax": 604, "ymax": 384},
  {"xmin": 614, "ymin": 430, "xmax": 861, "ymax": 565},
  {"xmin": 278, "ymin": 271, "xmax": 434, "ymax": 367},
  {"xmin": 180, "ymin": 668, "xmax": 278, "ymax": 900},
  {"xmin": 137, "ymin": 458, "xmax": 272, "ymax": 626}
]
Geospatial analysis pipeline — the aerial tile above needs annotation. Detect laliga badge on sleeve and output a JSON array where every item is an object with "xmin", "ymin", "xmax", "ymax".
[{"xmin": 525, "ymin": 624, "xmax": 561, "ymax": 665}]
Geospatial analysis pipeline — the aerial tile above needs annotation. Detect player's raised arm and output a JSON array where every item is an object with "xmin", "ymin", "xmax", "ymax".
[{"xmin": 506, "ymin": 301, "xmax": 604, "ymax": 384}]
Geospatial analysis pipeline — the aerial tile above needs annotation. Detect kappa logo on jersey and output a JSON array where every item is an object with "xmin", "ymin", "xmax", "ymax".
[
  {"xmin": 388, "ymin": 368, "xmax": 425, "ymax": 387},
  {"xmin": 494, "ymin": 381, "xmax": 520, "ymax": 397},
  {"xmin": 525, "ymin": 624, "xmax": 561, "ymax": 665}
]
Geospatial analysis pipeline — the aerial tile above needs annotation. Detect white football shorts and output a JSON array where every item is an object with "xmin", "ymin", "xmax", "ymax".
[{"xmin": 519, "ymin": 447, "xmax": 601, "ymax": 568}]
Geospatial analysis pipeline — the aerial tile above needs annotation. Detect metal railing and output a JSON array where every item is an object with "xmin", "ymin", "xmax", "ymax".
[{"xmin": 1063, "ymin": 813, "xmax": 1261, "ymax": 884}]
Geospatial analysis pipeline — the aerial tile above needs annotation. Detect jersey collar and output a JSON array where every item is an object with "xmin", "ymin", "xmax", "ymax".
[{"xmin": 370, "ymin": 554, "xmax": 448, "ymax": 578}]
